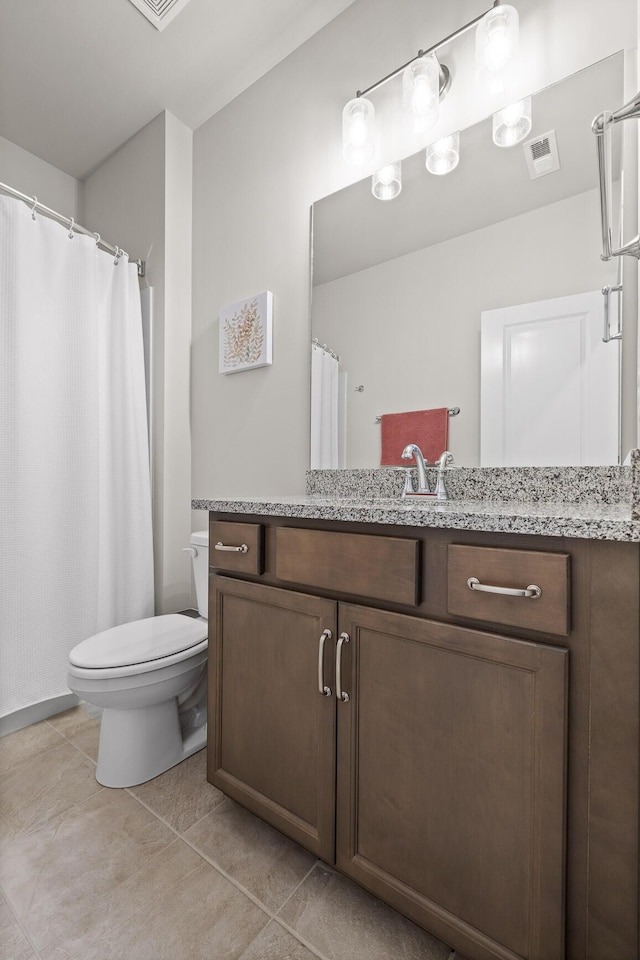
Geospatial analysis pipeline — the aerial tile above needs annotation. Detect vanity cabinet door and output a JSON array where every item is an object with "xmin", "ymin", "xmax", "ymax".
[
  {"xmin": 335, "ymin": 603, "xmax": 568, "ymax": 960},
  {"xmin": 208, "ymin": 576, "xmax": 337, "ymax": 861}
]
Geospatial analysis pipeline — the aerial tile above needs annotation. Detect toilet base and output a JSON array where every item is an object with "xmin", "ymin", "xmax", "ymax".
[{"xmin": 96, "ymin": 699, "xmax": 207, "ymax": 788}]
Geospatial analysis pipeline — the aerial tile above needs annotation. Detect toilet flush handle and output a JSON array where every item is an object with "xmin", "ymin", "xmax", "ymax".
[{"xmin": 182, "ymin": 546, "xmax": 198, "ymax": 558}]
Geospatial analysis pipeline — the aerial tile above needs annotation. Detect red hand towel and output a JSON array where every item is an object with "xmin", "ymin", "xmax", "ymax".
[{"xmin": 380, "ymin": 408, "xmax": 449, "ymax": 466}]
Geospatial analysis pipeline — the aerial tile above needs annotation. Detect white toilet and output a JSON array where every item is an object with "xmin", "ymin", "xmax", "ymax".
[{"xmin": 68, "ymin": 530, "xmax": 210, "ymax": 788}]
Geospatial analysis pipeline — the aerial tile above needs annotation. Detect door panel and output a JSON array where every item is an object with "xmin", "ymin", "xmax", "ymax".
[
  {"xmin": 481, "ymin": 291, "xmax": 620, "ymax": 466},
  {"xmin": 209, "ymin": 576, "xmax": 337, "ymax": 861},
  {"xmin": 336, "ymin": 603, "xmax": 568, "ymax": 960}
]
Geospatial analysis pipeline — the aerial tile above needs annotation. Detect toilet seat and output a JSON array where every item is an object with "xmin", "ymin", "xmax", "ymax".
[{"xmin": 68, "ymin": 614, "xmax": 207, "ymax": 680}]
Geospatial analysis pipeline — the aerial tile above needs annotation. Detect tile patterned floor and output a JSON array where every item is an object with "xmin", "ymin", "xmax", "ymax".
[{"xmin": 0, "ymin": 707, "xmax": 455, "ymax": 960}]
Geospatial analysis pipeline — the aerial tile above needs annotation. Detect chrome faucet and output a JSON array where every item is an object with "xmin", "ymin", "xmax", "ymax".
[{"xmin": 401, "ymin": 443, "xmax": 431, "ymax": 496}]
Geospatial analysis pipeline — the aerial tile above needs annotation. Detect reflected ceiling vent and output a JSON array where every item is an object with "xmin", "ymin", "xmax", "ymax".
[
  {"xmin": 523, "ymin": 129, "xmax": 560, "ymax": 179},
  {"xmin": 126, "ymin": 0, "xmax": 193, "ymax": 31}
]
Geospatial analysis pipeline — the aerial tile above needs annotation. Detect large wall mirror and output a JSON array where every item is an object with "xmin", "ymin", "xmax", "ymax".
[{"xmin": 310, "ymin": 52, "xmax": 638, "ymax": 469}]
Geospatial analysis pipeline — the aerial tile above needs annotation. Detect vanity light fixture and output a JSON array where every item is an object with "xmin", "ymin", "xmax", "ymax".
[
  {"xmin": 342, "ymin": 97, "xmax": 376, "ymax": 165},
  {"xmin": 476, "ymin": 3, "xmax": 519, "ymax": 93},
  {"xmin": 492, "ymin": 96, "xmax": 532, "ymax": 146},
  {"xmin": 402, "ymin": 53, "xmax": 441, "ymax": 136},
  {"xmin": 341, "ymin": 1, "xmax": 520, "ymax": 166},
  {"xmin": 372, "ymin": 162, "xmax": 402, "ymax": 200},
  {"xmin": 425, "ymin": 133, "xmax": 460, "ymax": 175}
]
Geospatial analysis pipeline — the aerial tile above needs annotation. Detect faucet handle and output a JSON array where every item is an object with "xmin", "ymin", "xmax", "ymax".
[
  {"xmin": 434, "ymin": 452, "xmax": 455, "ymax": 501},
  {"xmin": 401, "ymin": 469, "xmax": 415, "ymax": 498},
  {"xmin": 435, "ymin": 451, "xmax": 454, "ymax": 469}
]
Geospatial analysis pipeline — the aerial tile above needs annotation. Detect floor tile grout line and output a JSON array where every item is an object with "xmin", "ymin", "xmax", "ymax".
[
  {"xmin": 181, "ymin": 831, "xmax": 281, "ymax": 918},
  {"xmin": 272, "ymin": 915, "xmax": 333, "ymax": 960},
  {"xmin": 168, "ymin": 788, "xmax": 227, "ymax": 835},
  {"xmin": 39, "ymin": 834, "xmax": 210, "ymax": 960},
  {"xmin": 7, "ymin": 718, "xmax": 272, "ymax": 930},
  {"xmin": 44, "ymin": 717, "xmax": 99, "ymax": 766},
  {"xmin": 125, "ymin": 788, "xmax": 334, "ymax": 960},
  {"xmin": 271, "ymin": 858, "xmax": 321, "ymax": 920},
  {"xmin": 5, "ymin": 802, "xmax": 184, "ymax": 959},
  {"xmin": 1, "ymin": 887, "xmax": 44, "ymax": 959},
  {"xmin": 0, "ymin": 776, "xmax": 105, "ymax": 846},
  {"xmin": 123, "ymin": 791, "xmax": 334, "ymax": 960},
  {"xmin": 273, "ymin": 869, "xmax": 452, "ymax": 960},
  {"xmin": 5, "ymin": 717, "xmax": 448, "ymax": 960},
  {"xmin": 37, "ymin": 720, "xmax": 313, "ymax": 927},
  {"xmin": 123, "ymin": 788, "xmax": 279, "ymax": 920}
]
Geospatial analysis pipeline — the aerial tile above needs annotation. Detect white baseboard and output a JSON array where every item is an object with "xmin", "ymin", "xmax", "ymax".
[{"xmin": 0, "ymin": 693, "xmax": 80, "ymax": 737}]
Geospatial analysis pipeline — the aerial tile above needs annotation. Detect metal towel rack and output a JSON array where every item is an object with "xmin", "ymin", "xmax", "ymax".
[
  {"xmin": 592, "ymin": 91, "xmax": 640, "ymax": 260},
  {"xmin": 375, "ymin": 407, "xmax": 460, "ymax": 424}
]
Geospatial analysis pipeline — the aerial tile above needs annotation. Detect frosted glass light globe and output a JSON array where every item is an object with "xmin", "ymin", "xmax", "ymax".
[
  {"xmin": 342, "ymin": 97, "xmax": 376, "ymax": 165},
  {"xmin": 493, "ymin": 97, "xmax": 532, "ymax": 147},
  {"xmin": 425, "ymin": 133, "xmax": 460, "ymax": 175},
  {"xmin": 372, "ymin": 162, "xmax": 402, "ymax": 200}
]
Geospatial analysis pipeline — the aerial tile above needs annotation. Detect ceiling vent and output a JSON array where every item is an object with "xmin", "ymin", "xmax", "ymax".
[
  {"xmin": 126, "ymin": 0, "xmax": 194, "ymax": 31},
  {"xmin": 523, "ymin": 130, "xmax": 560, "ymax": 179}
]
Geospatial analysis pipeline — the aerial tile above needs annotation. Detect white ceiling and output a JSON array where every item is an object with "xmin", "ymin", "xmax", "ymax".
[{"xmin": 0, "ymin": 0, "xmax": 356, "ymax": 180}]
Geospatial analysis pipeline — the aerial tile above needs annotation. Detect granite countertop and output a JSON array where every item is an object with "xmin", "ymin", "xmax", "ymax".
[
  {"xmin": 192, "ymin": 493, "xmax": 640, "ymax": 542},
  {"xmin": 194, "ymin": 455, "xmax": 640, "ymax": 542}
]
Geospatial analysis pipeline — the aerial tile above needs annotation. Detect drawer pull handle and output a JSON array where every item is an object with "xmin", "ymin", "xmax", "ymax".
[
  {"xmin": 467, "ymin": 577, "xmax": 542, "ymax": 599},
  {"xmin": 214, "ymin": 541, "xmax": 249, "ymax": 554},
  {"xmin": 336, "ymin": 632, "xmax": 351, "ymax": 703},
  {"xmin": 318, "ymin": 629, "xmax": 332, "ymax": 697}
]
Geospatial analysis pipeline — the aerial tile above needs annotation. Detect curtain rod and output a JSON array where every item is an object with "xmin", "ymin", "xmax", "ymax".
[
  {"xmin": 0, "ymin": 180, "xmax": 146, "ymax": 278},
  {"xmin": 312, "ymin": 337, "xmax": 340, "ymax": 361}
]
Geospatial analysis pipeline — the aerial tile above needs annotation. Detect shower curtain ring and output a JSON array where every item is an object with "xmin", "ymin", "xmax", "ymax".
[
  {"xmin": 68, "ymin": 218, "xmax": 75, "ymax": 239},
  {"xmin": 113, "ymin": 247, "xmax": 121, "ymax": 265},
  {"xmin": 30, "ymin": 197, "xmax": 38, "ymax": 220},
  {"xmin": 93, "ymin": 232, "xmax": 101, "ymax": 247}
]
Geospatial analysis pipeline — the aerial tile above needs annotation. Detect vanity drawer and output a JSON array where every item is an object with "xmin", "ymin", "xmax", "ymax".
[
  {"xmin": 209, "ymin": 521, "xmax": 263, "ymax": 575},
  {"xmin": 447, "ymin": 544, "xmax": 570, "ymax": 636},
  {"xmin": 275, "ymin": 527, "xmax": 420, "ymax": 606}
]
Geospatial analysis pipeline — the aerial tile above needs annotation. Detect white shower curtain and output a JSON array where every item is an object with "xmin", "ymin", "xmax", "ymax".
[
  {"xmin": 0, "ymin": 196, "xmax": 154, "ymax": 719},
  {"xmin": 310, "ymin": 342, "xmax": 340, "ymax": 469}
]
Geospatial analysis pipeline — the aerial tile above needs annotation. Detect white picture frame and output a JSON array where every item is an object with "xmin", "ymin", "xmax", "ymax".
[{"xmin": 219, "ymin": 290, "xmax": 273, "ymax": 374}]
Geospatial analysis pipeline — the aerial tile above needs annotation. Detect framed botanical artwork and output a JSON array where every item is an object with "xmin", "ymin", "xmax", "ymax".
[{"xmin": 219, "ymin": 290, "xmax": 273, "ymax": 374}]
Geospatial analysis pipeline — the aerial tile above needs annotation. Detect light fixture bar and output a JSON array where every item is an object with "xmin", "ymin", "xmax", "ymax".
[{"xmin": 355, "ymin": 0, "xmax": 503, "ymax": 100}]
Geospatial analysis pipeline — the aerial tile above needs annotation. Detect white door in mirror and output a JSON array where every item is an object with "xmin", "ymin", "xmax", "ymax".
[{"xmin": 480, "ymin": 290, "xmax": 620, "ymax": 466}]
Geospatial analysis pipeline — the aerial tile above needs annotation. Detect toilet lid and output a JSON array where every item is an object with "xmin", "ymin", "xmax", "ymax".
[{"xmin": 69, "ymin": 614, "xmax": 207, "ymax": 669}]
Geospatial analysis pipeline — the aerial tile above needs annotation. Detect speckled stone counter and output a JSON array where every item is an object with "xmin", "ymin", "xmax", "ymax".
[
  {"xmin": 192, "ymin": 495, "xmax": 640, "ymax": 542},
  {"xmin": 193, "ymin": 451, "xmax": 640, "ymax": 542},
  {"xmin": 306, "ymin": 464, "xmax": 635, "ymax": 504}
]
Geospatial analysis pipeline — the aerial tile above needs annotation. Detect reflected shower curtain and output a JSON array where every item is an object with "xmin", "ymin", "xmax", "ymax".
[
  {"xmin": 310, "ymin": 342, "xmax": 339, "ymax": 469},
  {"xmin": 0, "ymin": 196, "xmax": 154, "ymax": 719}
]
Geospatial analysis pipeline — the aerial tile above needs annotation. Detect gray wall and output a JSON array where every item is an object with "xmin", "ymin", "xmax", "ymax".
[
  {"xmin": 190, "ymin": 0, "xmax": 638, "ymax": 518},
  {"xmin": 0, "ymin": 135, "xmax": 81, "ymax": 217},
  {"xmin": 83, "ymin": 112, "xmax": 194, "ymax": 613}
]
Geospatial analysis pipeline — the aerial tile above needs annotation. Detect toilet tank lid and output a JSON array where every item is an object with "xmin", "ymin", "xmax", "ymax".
[
  {"xmin": 190, "ymin": 530, "xmax": 209, "ymax": 547},
  {"xmin": 69, "ymin": 614, "xmax": 207, "ymax": 669}
]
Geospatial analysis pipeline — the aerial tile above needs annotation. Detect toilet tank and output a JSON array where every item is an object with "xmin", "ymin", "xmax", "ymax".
[{"xmin": 189, "ymin": 531, "xmax": 209, "ymax": 618}]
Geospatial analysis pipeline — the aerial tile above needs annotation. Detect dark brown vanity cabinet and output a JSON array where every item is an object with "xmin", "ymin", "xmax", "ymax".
[
  {"xmin": 208, "ymin": 576, "xmax": 337, "ymax": 861},
  {"xmin": 207, "ymin": 516, "xmax": 640, "ymax": 960},
  {"xmin": 335, "ymin": 603, "xmax": 567, "ymax": 960}
]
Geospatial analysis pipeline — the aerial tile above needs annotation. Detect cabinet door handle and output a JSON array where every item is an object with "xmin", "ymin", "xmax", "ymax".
[
  {"xmin": 336, "ymin": 632, "xmax": 350, "ymax": 703},
  {"xmin": 467, "ymin": 577, "xmax": 542, "ymax": 599},
  {"xmin": 318, "ymin": 629, "xmax": 332, "ymax": 697},
  {"xmin": 214, "ymin": 541, "xmax": 249, "ymax": 554}
]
